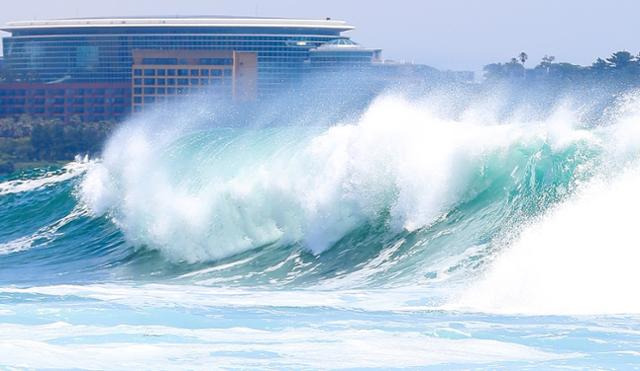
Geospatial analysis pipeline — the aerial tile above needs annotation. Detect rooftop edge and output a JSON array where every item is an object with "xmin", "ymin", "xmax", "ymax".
[{"xmin": 2, "ymin": 16, "xmax": 355, "ymax": 32}]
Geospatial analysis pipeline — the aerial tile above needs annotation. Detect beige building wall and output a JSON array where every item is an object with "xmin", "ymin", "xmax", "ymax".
[
  {"xmin": 131, "ymin": 50, "xmax": 257, "ymax": 112},
  {"xmin": 233, "ymin": 51, "xmax": 258, "ymax": 102}
]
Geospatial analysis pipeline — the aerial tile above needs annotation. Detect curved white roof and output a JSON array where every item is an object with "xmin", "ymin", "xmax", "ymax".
[
  {"xmin": 2, "ymin": 16, "xmax": 354, "ymax": 32},
  {"xmin": 311, "ymin": 38, "xmax": 382, "ymax": 53}
]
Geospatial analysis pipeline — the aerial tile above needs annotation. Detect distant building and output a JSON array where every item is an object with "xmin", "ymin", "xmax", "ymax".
[
  {"xmin": 0, "ymin": 16, "xmax": 381, "ymax": 122},
  {"xmin": 131, "ymin": 50, "xmax": 257, "ymax": 113},
  {"xmin": 308, "ymin": 39, "xmax": 381, "ymax": 71}
]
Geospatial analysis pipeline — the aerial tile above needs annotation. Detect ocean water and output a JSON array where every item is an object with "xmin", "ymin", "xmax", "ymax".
[{"xmin": 2, "ymin": 91, "xmax": 640, "ymax": 369}]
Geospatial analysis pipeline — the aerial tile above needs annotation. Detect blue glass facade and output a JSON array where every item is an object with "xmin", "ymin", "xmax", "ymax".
[
  {"xmin": 308, "ymin": 38, "xmax": 381, "ymax": 72},
  {"xmin": 1, "ymin": 19, "xmax": 360, "ymax": 97}
]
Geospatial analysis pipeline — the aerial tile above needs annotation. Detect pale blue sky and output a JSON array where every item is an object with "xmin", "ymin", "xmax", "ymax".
[{"xmin": 2, "ymin": 0, "xmax": 639, "ymax": 71}]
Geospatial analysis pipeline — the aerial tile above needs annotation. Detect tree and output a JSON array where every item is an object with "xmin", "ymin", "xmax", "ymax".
[
  {"xmin": 606, "ymin": 51, "xmax": 634, "ymax": 69},
  {"xmin": 547, "ymin": 62, "xmax": 584, "ymax": 80},
  {"xmin": 541, "ymin": 55, "xmax": 555, "ymax": 65},
  {"xmin": 537, "ymin": 55, "xmax": 556, "ymax": 76},
  {"xmin": 507, "ymin": 58, "xmax": 525, "ymax": 78},
  {"xmin": 591, "ymin": 57, "xmax": 610, "ymax": 77},
  {"xmin": 518, "ymin": 52, "xmax": 529, "ymax": 66},
  {"xmin": 483, "ymin": 63, "xmax": 507, "ymax": 80}
]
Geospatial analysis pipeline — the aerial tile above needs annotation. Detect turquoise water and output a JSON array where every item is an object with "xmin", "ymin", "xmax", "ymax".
[{"xmin": 1, "ymin": 93, "xmax": 640, "ymax": 369}]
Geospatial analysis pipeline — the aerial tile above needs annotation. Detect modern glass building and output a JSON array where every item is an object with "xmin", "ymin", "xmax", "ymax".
[
  {"xmin": 309, "ymin": 38, "xmax": 382, "ymax": 71},
  {"xmin": 0, "ymin": 16, "xmax": 381, "ymax": 121},
  {"xmin": 2, "ymin": 17, "xmax": 379, "ymax": 94}
]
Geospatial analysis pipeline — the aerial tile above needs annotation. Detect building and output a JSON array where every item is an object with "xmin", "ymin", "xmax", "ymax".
[
  {"xmin": 0, "ymin": 83, "xmax": 129, "ymax": 122},
  {"xmin": 0, "ymin": 16, "xmax": 381, "ymax": 122},
  {"xmin": 131, "ymin": 50, "xmax": 257, "ymax": 113},
  {"xmin": 308, "ymin": 38, "xmax": 381, "ymax": 71}
]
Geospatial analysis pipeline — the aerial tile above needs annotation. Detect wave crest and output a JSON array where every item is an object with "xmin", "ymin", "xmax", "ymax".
[{"xmin": 79, "ymin": 94, "xmax": 597, "ymax": 264}]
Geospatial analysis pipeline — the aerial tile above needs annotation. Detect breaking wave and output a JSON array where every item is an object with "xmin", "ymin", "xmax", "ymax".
[{"xmin": 3, "ymin": 88, "xmax": 640, "ymax": 314}]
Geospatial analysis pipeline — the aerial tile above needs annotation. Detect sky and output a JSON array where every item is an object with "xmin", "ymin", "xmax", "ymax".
[{"xmin": 1, "ymin": 0, "xmax": 640, "ymax": 72}]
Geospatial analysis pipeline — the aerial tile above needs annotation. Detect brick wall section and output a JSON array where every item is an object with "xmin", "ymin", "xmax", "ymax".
[{"xmin": 0, "ymin": 82, "xmax": 131, "ymax": 122}]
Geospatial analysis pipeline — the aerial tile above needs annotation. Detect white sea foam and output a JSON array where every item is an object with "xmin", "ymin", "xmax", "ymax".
[
  {"xmin": 454, "ymin": 162, "xmax": 640, "ymax": 315},
  {"xmin": 79, "ymin": 95, "xmax": 595, "ymax": 263},
  {"xmin": 0, "ymin": 284, "xmax": 578, "ymax": 368},
  {"xmin": 0, "ymin": 321, "xmax": 567, "ymax": 369},
  {"xmin": 0, "ymin": 157, "xmax": 92, "ymax": 196}
]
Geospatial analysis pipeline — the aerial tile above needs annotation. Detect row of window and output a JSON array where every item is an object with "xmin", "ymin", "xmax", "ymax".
[
  {"xmin": 133, "ymin": 77, "xmax": 230, "ymax": 86},
  {"xmin": 8, "ymin": 34, "xmax": 335, "ymax": 40},
  {"xmin": 138, "ymin": 57, "xmax": 234, "ymax": 65},
  {"xmin": 133, "ymin": 85, "xmax": 231, "ymax": 96},
  {"xmin": 0, "ymin": 88, "xmax": 128, "ymax": 96},
  {"xmin": 133, "ymin": 68, "xmax": 232, "ymax": 77},
  {"xmin": 6, "ymin": 37, "xmax": 332, "ymax": 47},
  {"xmin": 0, "ymin": 97, "xmax": 126, "ymax": 105},
  {"xmin": 132, "ymin": 95, "xmax": 230, "ymax": 111},
  {"xmin": 0, "ymin": 106, "xmax": 125, "ymax": 114}
]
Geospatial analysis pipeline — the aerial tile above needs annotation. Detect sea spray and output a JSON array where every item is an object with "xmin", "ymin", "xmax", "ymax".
[{"xmin": 79, "ymin": 94, "xmax": 595, "ymax": 263}]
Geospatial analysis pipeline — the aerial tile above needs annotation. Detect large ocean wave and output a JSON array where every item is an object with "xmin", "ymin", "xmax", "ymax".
[{"xmin": 2, "ymin": 89, "xmax": 640, "ymax": 315}]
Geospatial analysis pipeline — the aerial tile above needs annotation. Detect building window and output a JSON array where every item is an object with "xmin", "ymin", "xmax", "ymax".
[
  {"xmin": 142, "ymin": 58, "xmax": 178, "ymax": 65},
  {"xmin": 134, "ymin": 69, "xmax": 142, "ymax": 76},
  {"xmin": 134, "ymin": 97, "xmax": 142, "ymax": 104},
  {"xmin": 144, "ymin": 69, "xmax": 156, "ymax": 76},
  {"xmin": 144, "ymin": 87, "xmax": 155, "ymax": 94},
  {"xmin": 200, "ymin": 58, "xmax": 233, "ymax": 65}
]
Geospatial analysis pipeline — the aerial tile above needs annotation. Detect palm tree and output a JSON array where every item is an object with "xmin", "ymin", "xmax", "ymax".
[{"xmin": 518, "ymin": 52, "xmax": 529, "ymax": 66}]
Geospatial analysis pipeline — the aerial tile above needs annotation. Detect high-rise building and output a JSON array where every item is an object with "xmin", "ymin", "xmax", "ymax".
[{"xmin": 0, "ymin": 16, "xmax": 382, "ymax": 122}]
